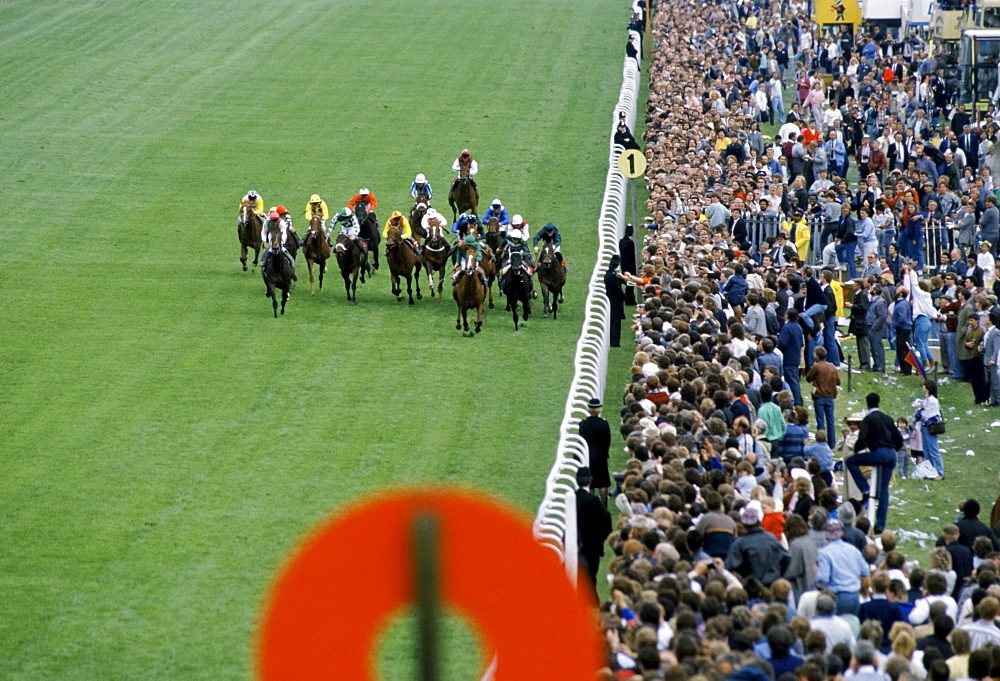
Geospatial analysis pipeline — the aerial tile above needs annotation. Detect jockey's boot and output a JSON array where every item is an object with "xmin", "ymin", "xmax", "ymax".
[{"xmin": 478, "ymin": 268, "xmax": 488, "ymax": 289}]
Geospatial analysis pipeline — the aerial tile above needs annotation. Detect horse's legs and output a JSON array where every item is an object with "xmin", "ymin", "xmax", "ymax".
[
  {"xmin": 414, "ymin": 263, "xmax": 422, "ymax": 302},
  {"xmin": 456, "ymin": 304, "xmax": 462, "ymax": 331},
  {"xmin": 319, "ymin": 260, "xmax": 325, "ymax": 290},
  {"xmin": 512, "ymin": 301, "xmax": 519, "ymax": 330},
  {"xmin": 428, "ymin": 268, "xmax": 436, "ymax": 297},
  {"xmin": 487, "ymin": 276, "xmax": 494, "ymax": 309},
  {"xmin": 308, "ymin": 259, "xmax": 316, "ymax": 295},
  {"xmin": 437, "ymin": 266, "xmax": 444, "ymax": 298},
  {"xmin": 280, "ymin": 287, "xmax": 289, "ymax": 315},
  {"xmin": 524, "ymin": 297, "xmax": 531, "ymax": 321},
  {"xmin": 406, "ymin": 274, "xmax": 415, "ymax": 305},
  {"xmin": 252, "ymin": 246, "xmax": 260, "ymax": 267},
  {"xmin": 269, "ymin": 284, "xmax": 278, "ymax": 317},
  {"xmin": 552, "ymin": 288, "xmax": 559, "ymax": 319},
  {"xmin": 350, "ymin": 270, "xmax": 358, "ymax": 306},
  {"xmin": 475, "ymin": 302, "xmax": 483, "ymax": 333},
  {"xmin": 542, "ymin": 287, "xmax": 550, "ymax": 318},
  {"xmin": 343, "ymin": 270, "xmax": 353, "ymax": 302},
  {"xmin": 240, "ymin": 244, "xmax": 248, "ymax": 271}
]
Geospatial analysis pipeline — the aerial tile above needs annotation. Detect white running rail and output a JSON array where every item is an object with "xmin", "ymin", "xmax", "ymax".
[{"xmin": 532, "ymin": 42, "xmax": 641, "ymax": 584}]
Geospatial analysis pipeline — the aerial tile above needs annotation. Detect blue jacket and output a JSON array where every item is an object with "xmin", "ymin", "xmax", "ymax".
[
  {"xmin": 723, "ymin": 274, "xmax": 748, "ymax": 307},
  {"xmin": 482, "ymin": 207, "xmax": 509, "ymax": 226},
  {"xmin": 866, "ymin": 295, "xmax": 887, "ymax": 334},
  {"xmin": 777, "ymin": 321, "xmax": 804, "ymax": 367},
  {"xmin": 892, "ymin": 297, "xmax": 913, "ymax": 330},
  {"xmin": 410, "ymin": 181, "xmax": 433, "ymax": 200}
]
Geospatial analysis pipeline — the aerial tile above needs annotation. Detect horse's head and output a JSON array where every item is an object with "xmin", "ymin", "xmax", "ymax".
[
  {"xmin": 487, "ymin": 217, "xmax": 500, "ymax": 233},
  {"xmin": 539, "ymin": 243, "xmax": 556, "ymax": 265},
  {"xmin": 415, "ymin": 191, "xmax": 430, "ymax": 204},
  {"xmin": 386, "ymin": 224, "xmax": 403, "ymax": 244},
  {"xmin": 269, "ymin": 231, "xmax": 282, "ymax": 251},
  {"xmin": 309, "ymin": 214, "xmax": 323, "ymax": 231},
  {"xmin": 463, "ymin": 248, "xmax": 477, "ymax": 273},
  {"xmin": 510, "ymin": 251, "xmax": 523, "ymax": 271},
  {"xmin": 354, "ymin": 203, "xmax": 368, "ymax": 221}
]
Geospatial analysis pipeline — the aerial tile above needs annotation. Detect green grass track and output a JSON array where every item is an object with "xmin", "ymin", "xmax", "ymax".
[{"xmin": 0, "ymin": 0, "xmax": 625, "ymax": 678}]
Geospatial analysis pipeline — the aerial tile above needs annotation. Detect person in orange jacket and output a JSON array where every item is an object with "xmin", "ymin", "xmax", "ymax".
[{"xmin": 347, "ymin": 188, "xmax": 378, "ymax": 222}]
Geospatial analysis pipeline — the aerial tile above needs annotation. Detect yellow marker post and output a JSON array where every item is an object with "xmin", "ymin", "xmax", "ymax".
[{"xmin": 617, "ymin": 149, "xmax": 647, "ymax": 178}]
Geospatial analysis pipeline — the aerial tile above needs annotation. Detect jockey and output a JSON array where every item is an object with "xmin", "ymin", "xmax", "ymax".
[
  {"xmin": 242, "ymin": 190, "xmax": 265, "ymax": 217},
  {"xmin": 532, "ymin": 222, "xmax": 566, "ymax": 270},
  {"xmin": 335, "ymin": 207, "xmax": 370, "ymax": 271},
  {"xmin": 452, "ymin": 234, "xmax": 489, "ymax": 288},
  {"xmin": 410, "ymin": 174, "xmax": 433, "ymax": 200},
  {"xmin": 274, "ymin": 204, "xmax": 299, "ymax": 245},
  {"xmin": 260, "ymin": 210, "xmax": 296, "ymax": 277},
  {"xmin": 304, "ymin": 194, "xmax": 330, "ymax": 231},
  {"xmin": 449, "ymin": 213, "xmax": 483, "ymax": 264},
  {"xmin": 382, "ymin": 210, "xmax": 421, "ymax": 253},
  {"xmin": 482, "ymin": 199, "xmax": 510, "ymax": 231},
  {"xmin": 422, "ymin": 207, "xmax": 450, "ymax": 235},
  {"xmin": 451, "ymin": 149, "xmax": 478, "ymax": 189},
  {"xmin": 347, "ymin": 188, "xmax": 378, "ymax": 221},
  {"xmin": 499, "ymin": 218, "xmax": 534, "ymax": 296}
]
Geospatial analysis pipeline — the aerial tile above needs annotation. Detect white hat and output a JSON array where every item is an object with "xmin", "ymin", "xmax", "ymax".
[
  {"xmin": 415, "ymin": 174, "xmax": 426, "ymax": 183},
  {"xmin": 511, "ymin": 214, "xmax": 523, "ymax": 226},
  {"xmin": 492, "ymin": 199, "xmax": 502, "ymax": 206},
  {"xmin": 360, "ymin": 188, "xmax": 370, "ymax": 195}
]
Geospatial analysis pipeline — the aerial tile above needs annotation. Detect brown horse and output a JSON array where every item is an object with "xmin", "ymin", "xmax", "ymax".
[
  {"xmin": 410, "ymin": 199, "xmax": 430, "ymax": 239},
  {"xmin": 421, "ymin": 220, "xmax": 451, "ymax": 299},
  {"xmin": 448, "ymin": 161, "xmax": 478, "ymax": 220},
  {"xmin": 238, "ymin": 200, "xmax": 263, "ymax": 271},
  {"xmin": 536, "ymin": 243, "xmax": 566, "ymax": 319},
  {"xmin": 385, "ymin": 225, "xmax": 422, "ymax": 304},
  {"xmin": 453, "ymin": 247, "xmax": 485, "ymax": 335},
  {"xmin": 262, "ymin": 231, "xmax": 294, "ymax": 317},
  {"xmin": 482, "ymin": 218, "xmax": 506, "ymax": 309},
  {"xmin": 334, "ymin": 234, "xmax": 365, "ymax": 305},
  {"xmin": 303, "ymin": 215, "xmax": 331, "ymax": 295}
]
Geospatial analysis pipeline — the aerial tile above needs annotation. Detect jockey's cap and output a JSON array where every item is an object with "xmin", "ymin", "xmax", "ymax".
[
  {"xmin": 310, "ymin": 194, "xmax": 321, "ymax": 203},
  {"xmin": 461, "ymin": 149, "xmax": 470, "ymax": 156},
  {"xmin": 492, "ymin": 199, "xmax": 502, "ymax": 206},
  {"xmin": 247, "ymin": 190, "xmax": 258, "ymax": 199},
  {"xmin": 339, "ymin": 208, "xmax": 352, "ymax": 218},
  {"xmin": 464, "ymin": 235, "xmax": 478, "ymax": 245},
  {"xmin": 268, "ymin": 211, "xmax": 280, "ymax": 219},
  {"xmin": 360, "ymin": 188, "xmax": 370, "ymax": 195},
  {"xmin": 415, "ymin": 173, "xmax": 426, "ymax": 183},
  {"xmin": 511, "ymin": 214, "xmax": 523, "ymax": 226},
  {"xmin": 276, "ymin": 205, "xmax": 287, "ymax": 214}
]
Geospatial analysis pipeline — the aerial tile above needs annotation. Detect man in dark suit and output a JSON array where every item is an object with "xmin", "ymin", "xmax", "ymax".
[
  {"xmin": 887, "ymin": 132, "xmax": 909, "ymax": 172},
  {"xmin": 619, "ymin": 224, "xmax": 639, "ymax": 305},
  {"xmin": 951, "ymin": 104, "xmax": 972, "ymax": 135},
  {"xmin": 579, "ymin": 398, "xmax": 612, "ymax": 506},
  {"xmin": 576, "ymin": 466, "xmax": 612, "ymax": 603},
  {"xmin": 604, "ymin": 254, "xmax": 641, "ymax": 347},
  {"xmin": 959, "ymin": 125, "xmax": 981, "ymax": 170}
]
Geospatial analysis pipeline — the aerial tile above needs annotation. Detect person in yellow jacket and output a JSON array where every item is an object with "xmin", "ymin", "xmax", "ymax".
[
  {"xmin": 782, "ymin": 209, "xmax": 810, "ymax": 262},
  {"xmin": 381, "ymin": 210, "xmax": 421, "ymax": 254},
  {"xmin": 241, "ymin": 190, "xmax": 265, "ymax": 217},
  {"xmin": 304, "ymin": 194, "xmax": 330, "ymax": 232}
]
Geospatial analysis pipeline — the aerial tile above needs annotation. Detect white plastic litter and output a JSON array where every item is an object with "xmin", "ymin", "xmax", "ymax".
[{"xmin": 966, "ymin": 450, "xmax": 976, "ymax": 457}]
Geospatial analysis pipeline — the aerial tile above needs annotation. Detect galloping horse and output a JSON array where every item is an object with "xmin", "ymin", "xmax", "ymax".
[
  {"xmin": 453, "ymin": 247, "xmax": 485, "ymax": 335},
  {"xmin": 448, "ymin": 160, "xmax": 478, "ymax": 220},
  {"xmin": 355, "ymin": 203, "xmax": 380, "ymax": 272},
  {"xmin": 421, "ymin": 221, "xmax": 451, "ymax": 299},
  {"xmin": 502, "ymin": 251, "xmax": 532, "ymax": 330},
  {"xmin": 262, "ymin": 231, "xmax": 294, "ymax": 317},
  {"xmin": 303, "ymin": 215, "xmax": 331, "ymax": 295},
  {"xmin": 481, "ymin": 217, "xmax": 505, "ymax": 309},
  {"xmin": 536, "ymin": 243, "xmax": 566, "ymax": 319},
  {"xmin": 238, "ymin": 200, "xmax": 263, "ymax": 271},
  {"xmin": 409, "ymin": 198, "xmax": 430, "ymax": 240},
  {"xmin": 334, "ymin": 234, "xmax": 365, "ymax": 305},
  {"xmin": 385, "ymin": 225, "xmax": 422, "ymax": 305}
]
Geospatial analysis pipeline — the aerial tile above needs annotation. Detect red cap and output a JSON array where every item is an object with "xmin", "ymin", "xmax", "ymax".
[{"xmin": 276, "ymin": 205, "xmax": 287, "ymax": 214}]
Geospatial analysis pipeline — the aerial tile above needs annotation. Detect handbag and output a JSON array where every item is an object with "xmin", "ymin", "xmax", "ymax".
[{"xmin": 927, "ymin": 420, "xmax": 946, "ymax": 435}]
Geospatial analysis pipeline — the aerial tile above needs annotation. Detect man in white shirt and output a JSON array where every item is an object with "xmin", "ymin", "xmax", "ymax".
[
  {"xmin": 909, "ymin": 572, "xmax": 959, "ymax": 624},
  {"xmin": 959, "ymin": 596, "xmax": 1000, "ymax": 650},
  {"xmin": 810, "ymin": 594, "xmax": 857, "ymax": 652}
]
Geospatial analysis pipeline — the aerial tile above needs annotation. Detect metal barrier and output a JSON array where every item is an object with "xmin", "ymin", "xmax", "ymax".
[{"xmin": 532, "ymin": 45, "xmax": 641, "ymax": 584}]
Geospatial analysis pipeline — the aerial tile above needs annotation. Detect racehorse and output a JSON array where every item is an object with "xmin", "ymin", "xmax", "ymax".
[
  {"xmin": 385, "ymin": 224, "xmax": 422, "ymax": 304},
  {"xmin": 238, "ymin": 200, "xmax": 263, "ymax": 271},
  {"xmin": 502, "ymin": 251, "xmax": 532, "ymax": 330},
  {"xmin": 334, "ymin": 234, "xmax": 365, "ymax": 305},
  {"xmin": 355, "ymin": 203, "xmax": 380, "ymax": 272},
  {"xmin": 448, "ymin": 161, "xmax": 478, "ymax": 220},
  {"xmin": 262, "ymin": 231, "xmax": 294, "ymax": 317},
  {"xmin": 410, "ymin": 199, "xmax": 429, "ymax": 240},
  {"xmin": 303, "ymin": 214, "xmax": 331, "ymax": 295},
  {"xmin": 421, "ymin": 221, "xmax": 451, "ymax": 299},
  {"xmin": 536, "ymin": 243, "xmax": 566, "ymax": 319},
  {"xmin": 453, "ymin": 247, "xmax": 485, "ymax": 335}
]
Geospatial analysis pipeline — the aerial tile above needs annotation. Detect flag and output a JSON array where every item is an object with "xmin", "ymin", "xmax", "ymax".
[{"xmin": 904, "ymin": 348, "xmax": 927, "ymax": 379}]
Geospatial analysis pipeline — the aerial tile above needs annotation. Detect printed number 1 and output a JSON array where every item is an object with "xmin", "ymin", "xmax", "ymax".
[{"xmin": 628, "ymin": 154, "xmax": 635, "ymax": 175}]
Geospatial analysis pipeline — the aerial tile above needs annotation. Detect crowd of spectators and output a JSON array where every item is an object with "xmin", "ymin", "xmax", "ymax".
[{"xmin": 584, "ymin": 0, "xmax": 1000, "ymax": 678}]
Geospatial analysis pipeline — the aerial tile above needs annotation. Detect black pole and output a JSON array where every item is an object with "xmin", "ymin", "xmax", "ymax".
[
  {"xmin": 414, "ymin": 512, "xmax": 440, "ymax": 681},
  {"xmin": 847, "ymin": 353, "xmax": 853, "ymax": 393}
]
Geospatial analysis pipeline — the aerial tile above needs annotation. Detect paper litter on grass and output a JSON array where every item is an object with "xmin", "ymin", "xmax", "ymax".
[{"xmin": 966, "ymin": 450, "xmax": 976, "ymax": 456}]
